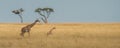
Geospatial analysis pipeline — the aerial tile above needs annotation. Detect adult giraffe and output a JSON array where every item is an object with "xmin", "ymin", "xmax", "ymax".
[{"xmin": 20, "ymin": 19, "xmax": 40, "ymax": 37}]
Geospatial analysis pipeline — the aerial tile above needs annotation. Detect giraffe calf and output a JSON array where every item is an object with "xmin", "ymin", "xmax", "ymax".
[{"xmin": 47, "ymin": 27, "xmax": 56, "ymax": 36}]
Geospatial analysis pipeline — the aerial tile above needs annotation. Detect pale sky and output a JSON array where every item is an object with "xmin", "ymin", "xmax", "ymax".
[{"xmin": 0, "ymin": 0, "xmax": 120, "ymax": 23}]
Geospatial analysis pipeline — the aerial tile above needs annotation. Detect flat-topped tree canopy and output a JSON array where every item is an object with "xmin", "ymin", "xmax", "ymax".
[{"xmin": 35, "ymin": 7, "xmax": 54, "ymax": 24}]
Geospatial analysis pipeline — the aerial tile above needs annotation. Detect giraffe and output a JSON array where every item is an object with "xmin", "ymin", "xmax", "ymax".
[
  {"xmin": 20, "ymin": 19, "xmax": 40, "ymax": 37},
  {"xmin": 47, "ymin": 27, "xmax": 56, "ymax": 36}
]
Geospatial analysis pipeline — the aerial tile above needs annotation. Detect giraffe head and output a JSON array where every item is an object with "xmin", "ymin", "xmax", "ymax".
[
  {"xmin": 35, "ymin": 19, "xmax": 40, "ymax": 23},
  {"xmin": 52, "ymin": 27, "xmax": 56, "ymax": 29}
]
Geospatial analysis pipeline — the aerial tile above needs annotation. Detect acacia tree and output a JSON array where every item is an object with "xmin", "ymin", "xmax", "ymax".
[
  {"xmin": 12, "ymin": 8, "xmax": 24, "ymax": 23},
  {"xmin": 35, "ymin": 7, "xmax": 54, "ymax": 24}
]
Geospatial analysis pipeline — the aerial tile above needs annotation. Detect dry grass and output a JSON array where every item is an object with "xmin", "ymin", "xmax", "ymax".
[{"xmin": 0, "ymin": 23, "xmax": 120, "ymax": 48}]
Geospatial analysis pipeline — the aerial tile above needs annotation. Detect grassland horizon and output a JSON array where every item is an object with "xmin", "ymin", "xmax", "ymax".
[{"xmin": 0, "ymin": 23, "xmax": 120, "ymax": 48}]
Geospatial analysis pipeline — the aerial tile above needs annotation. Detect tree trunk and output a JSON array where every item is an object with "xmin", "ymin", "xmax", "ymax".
[
  {"xmin": 18, "ymin": 14, "xmax": 23, "ymax": 23},
  {"xmin": 45, "ymin": 18, "xmax": 48, "ymax": 24},
  {"xmin": 41, "ymin": 18, "xmax": 48, "ymax": 24},
  {"xmin": 38, "ymin": 12, "xmax": 48, "ymax": 24}
]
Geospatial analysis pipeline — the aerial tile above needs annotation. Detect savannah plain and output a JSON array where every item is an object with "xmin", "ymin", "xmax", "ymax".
[{"xmin": 0, "ymin": 23, "xmax": 120, "ymax": 48}]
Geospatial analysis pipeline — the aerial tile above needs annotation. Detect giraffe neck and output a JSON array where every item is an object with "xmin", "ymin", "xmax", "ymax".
[
  {"xmin": 49, "ymin": 28, "xmax": 55, "ymax": 32},
  {"xmin": 27, "ymin": 21, "xmax": 37, "ymax": 28}
]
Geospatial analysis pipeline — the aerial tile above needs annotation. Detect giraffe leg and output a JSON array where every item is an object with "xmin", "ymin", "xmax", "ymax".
[
  {"xmin": 28, "ymin": 32, "xmax": 30, "ymax": 37},
  {"xmin": 28, "ymin": 29, "xmax": 31, "ymax": 37},
  {"xmin": 20, "ymin": 32, "xmax": 24, "ymax": 37}
]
